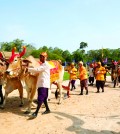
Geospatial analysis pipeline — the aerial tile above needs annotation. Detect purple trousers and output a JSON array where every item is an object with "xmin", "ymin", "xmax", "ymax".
[
  {"xmin": 37, "ymin": 87, "xmax": 48, "ymax": 103},
  {"xmin": 35, "ymin": 87, "xmax": 49, "ymax": 114},
  {"xmin": 71, "ymin": 80, "xmax": 76, "ymax": 87}
]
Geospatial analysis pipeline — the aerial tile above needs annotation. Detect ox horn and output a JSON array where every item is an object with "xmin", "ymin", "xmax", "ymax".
[
  {"xmin": 19, "ymin": 46, "xmax": 26, "ymax": 57},
  {"xmin": 9, "ymin": 47, "xmax": 17, "ymax": 63},
  {"xmin": 12, "ymin": 47, "xmax": 16, "ymax": 55}
]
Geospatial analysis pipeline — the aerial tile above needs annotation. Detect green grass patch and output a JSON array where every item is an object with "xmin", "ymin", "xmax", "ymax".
[
  {"xmin": 107, "ymin": 72, "xmax": 110, "ymax": 76},
  {"xmin": 63, "ymin": 71, "xmax": 70, "ymax": 81}
]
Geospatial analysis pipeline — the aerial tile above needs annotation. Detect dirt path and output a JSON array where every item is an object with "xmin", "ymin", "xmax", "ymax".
[{"xmin": 0, "ymin": 76, "xmax": 120, "ymax": 134}]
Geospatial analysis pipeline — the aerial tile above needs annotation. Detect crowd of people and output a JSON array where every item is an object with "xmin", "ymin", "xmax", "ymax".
[
  {"xmin": 27, "ymin": 57, "xmax": 109, "ymax": 118},
  {"xmin": 0, "ymin": 50, "xmax": 120, "ymax": 119},
  {"xmin": 67, "ymin": 60, "xmax": 108, "ymax": 95}
]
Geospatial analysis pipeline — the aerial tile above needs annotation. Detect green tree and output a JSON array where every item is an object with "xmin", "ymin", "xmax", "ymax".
[
  {"xmin": 62, "ymin": 50, "xmax": 72, "ymax": 62},
  {"xmin": 11, "ymin": 39, "xmax": 24, "ymax": 52},
  {"xmin": 80, "ymin": 42, "xmax": 88, "ymax": 49},
  {"xmin": 52, "ymin": 47, "xmax": 63, "ymax": 56},
  {"xmin": 49, "ymin": 53, "xmax": 64, "ymax": 61},
  {"xmin": 25, "ymin": 44, "xmax": 36, "ymax": 56},
  {"xmin": 72, "ymin": 49, "xmax": 83, "ymax": 63},
  {"xmin": 31, "ymin": 49, "xmax": 41, "ymax": 58},
  {"xmin": 0, "ymin": 42, "xmax": 11, "ymax": 51},
  {"xmin": 79, "ymin": 42, "xmax": 88, "ymax": 61}
]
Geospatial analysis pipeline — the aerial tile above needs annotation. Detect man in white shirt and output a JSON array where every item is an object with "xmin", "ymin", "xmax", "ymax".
[
  {"xmin": 28, "ymin": 52, "xmax": 50, "ymax": 118},
  {"xmin": 88, "ymin": 63, "xmax": 94, "ymax": 86}
]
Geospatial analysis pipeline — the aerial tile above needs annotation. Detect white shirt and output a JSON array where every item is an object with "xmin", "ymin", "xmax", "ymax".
[
  {"xmin": 28, "ymin": 61, "xmax": 50, "ymax": 88},
  {"xmin": 89, "ymin": 67, "xmax": 94, "ymax": 77}
]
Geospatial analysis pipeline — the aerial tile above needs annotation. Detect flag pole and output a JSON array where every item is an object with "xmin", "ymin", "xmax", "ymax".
[{"xmin": 102, "ymin": 46, "xmax": 104, "ymax": 59}]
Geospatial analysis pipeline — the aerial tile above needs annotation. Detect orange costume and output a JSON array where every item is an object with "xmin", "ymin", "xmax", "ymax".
[
  {"xmin": 68, "ymin": 63, "xmax": 77, "ymax": 90},
  {"xmin": 95, "ymin": 64, "xmax": 106, "ymax": 81},
  {"xmin": 69, "ymin": 67, "xmax": 77, "ymax": 80},
  {"xmin": 78, "ymin": 61, "xmax": 88, "ymax": 95},
  {"xmin": 95, "ymin": 62, "xmax": 106, "ymax": 93},
  {"xmin": 79, "ymin": 66, "xmax": 88, "ymax": 81}
]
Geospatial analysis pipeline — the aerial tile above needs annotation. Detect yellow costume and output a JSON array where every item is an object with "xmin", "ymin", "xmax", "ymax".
[
  {"xmin": 68, "ymin": 62, "xmax": 77, "ymax": 90},
  {"xmin": 95, "ymin": 62, "xmax": 106, "ymax": 93},
  {"xmin": 78, "ymin": 61, "xmax": 88, "ymax": 95},
  {"xmin": 69, "ymin": 67, "xmax": 77, "ymax": 80},
  {"xmin": 79, "ymin": 66, "xmax": 88, "ymax": 81},
  {"xmin": 95, "ymin": 63, "xmax": 106, "ymax": 81}
]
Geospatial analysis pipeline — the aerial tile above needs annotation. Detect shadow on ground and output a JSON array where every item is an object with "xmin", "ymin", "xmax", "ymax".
[
  {"xmin": 53, "ymin": 111, "xmax": 120, "ymax": 134},
  {"xmin": 0, "ymin": 97, "xmax": 36, "ymax": 117}
]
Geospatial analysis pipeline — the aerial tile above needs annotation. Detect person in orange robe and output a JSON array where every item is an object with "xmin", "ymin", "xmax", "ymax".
[
  {"xmin": 95, "ymin": 62, "xmax": 106, "ymax": 93},
  {"xmin": 78, "ymin": 61, "xmax": 88, "ymax": 95},
  {"xmin": 68, "ymin": 62, "xmax": 77, "ymax": 91}
]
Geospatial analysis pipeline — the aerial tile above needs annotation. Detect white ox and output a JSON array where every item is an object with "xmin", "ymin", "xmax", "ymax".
[{"xmin": 6, "ymin": 55, "xmax": 64, "ymax": 114}]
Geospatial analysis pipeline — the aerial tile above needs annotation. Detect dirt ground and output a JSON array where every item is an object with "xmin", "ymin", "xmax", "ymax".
[{"xmin": 0, "ymin": 76, "xmax": 120, "ymax": 134}]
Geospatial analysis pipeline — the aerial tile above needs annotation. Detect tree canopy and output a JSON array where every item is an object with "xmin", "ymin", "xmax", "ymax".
[{"xmin": 0, "ymin": 39, "xmax": 120, "ymax": 65}]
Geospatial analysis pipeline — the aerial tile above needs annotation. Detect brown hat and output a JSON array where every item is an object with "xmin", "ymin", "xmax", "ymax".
[{"xmin": 40, "ymin": 52, "xmax": 48, "ymax": 58}]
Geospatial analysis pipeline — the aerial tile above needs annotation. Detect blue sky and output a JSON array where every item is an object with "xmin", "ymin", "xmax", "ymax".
[{"xmin": 0, "ymin": 0, "xmax": 120, "ymax": 53}]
